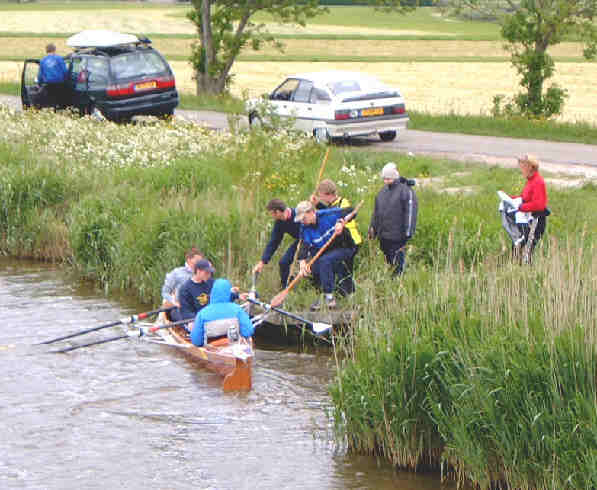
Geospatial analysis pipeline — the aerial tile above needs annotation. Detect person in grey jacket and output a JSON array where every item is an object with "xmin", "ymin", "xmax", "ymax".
[
  {"xmin": 368, "ymin": 162, "xmax": 418, "ymax": 276},
  {"xmin": 161, "ymin": 247, "xmax": 205, "ymax": 318}
]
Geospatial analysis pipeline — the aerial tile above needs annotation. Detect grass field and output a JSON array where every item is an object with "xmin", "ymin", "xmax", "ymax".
[
  {"xmin": 0, "ymin": 4, "xmax": 501, "ymax": 38},
  {"xmin": 0, "ymin": 2, "xmax": 594, "ymax": 127},
  {"xmin": 169, "ymin": 60, "xmax": 597, "ymax": 124},
  {"xmin": 0, "ymin": 37, "xmax": 587, "ymax": 62},
  {"xmin": 2, "ymin": 57, "xmax": 595, "ymax": 124}
]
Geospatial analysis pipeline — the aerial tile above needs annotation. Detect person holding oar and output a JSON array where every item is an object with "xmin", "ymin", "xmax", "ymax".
[
  {"xmin": 293, "ymin": 201, "xmax": 360, "ymax": 311},
  {"xmin": 311, "ymin": 179, "xmax": 362, "ymax": 295},
  {"xmin": 252, "ymin": 199, "xmax": 300, "ymax": 288}
]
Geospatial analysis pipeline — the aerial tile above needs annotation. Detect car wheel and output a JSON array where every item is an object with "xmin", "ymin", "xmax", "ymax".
[
  {"xmin": 379, "ymin": 130, "xmax": 397, "ymax": 142},
  {"xmin": 313, "ymin": 127, "xmax": 330, "ymax": 144},
  {"xmin": 249, "ymin": 112, "xmax": 263, "ymax": 128}
]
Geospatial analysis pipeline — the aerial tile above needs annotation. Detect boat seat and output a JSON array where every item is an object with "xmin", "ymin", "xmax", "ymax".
[{"xmin": 204, "ymin": 317, "xmax": 240, "ymax": 345}]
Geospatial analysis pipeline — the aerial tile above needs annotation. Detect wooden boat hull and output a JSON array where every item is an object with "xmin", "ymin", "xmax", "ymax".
[{"xmin": 159, "ymin": 323, "xmax": 253, "ymax": 392}]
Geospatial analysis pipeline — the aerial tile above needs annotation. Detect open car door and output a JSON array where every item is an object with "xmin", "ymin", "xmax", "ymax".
[{"xmin": 21, "ymin": 59, "xmax": 42, "ymax": 109}]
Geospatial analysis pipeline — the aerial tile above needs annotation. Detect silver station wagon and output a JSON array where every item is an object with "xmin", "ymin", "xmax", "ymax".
[{"xmin": 247, "ymin": 71, "xmax": 409, "ymax": 143}]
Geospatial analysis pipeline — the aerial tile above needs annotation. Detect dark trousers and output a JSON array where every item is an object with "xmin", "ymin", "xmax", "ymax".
[
  {"xmin": 311, "ymin": 247, "xmax": 356, "ymax": 294},
  {"xmin": 279, "ymin": 240, "xmax": 298, "ymax": 288},
  {"xmin": 515, "ymin": 216, "xmax": 547, "ymax": 259},
  {"xmin": 42, "ymin": 82, "xmax": 67, "ymax": 109},
  {"xmin": 380, "ymin": 238, "xmax": 407, "ymax": 276}
]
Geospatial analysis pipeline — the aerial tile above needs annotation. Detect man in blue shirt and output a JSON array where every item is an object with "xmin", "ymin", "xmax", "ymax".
[
  {"xmin": 294, "ymin": 201, "xmax": 357, "ymax": 310},
  {"xmin": 253, "ymin": 198, "xmax": 300, "ymax": 288},
  {"xmin": 38, "ymin": 43, "xmax": 68, "ymax": 108}
]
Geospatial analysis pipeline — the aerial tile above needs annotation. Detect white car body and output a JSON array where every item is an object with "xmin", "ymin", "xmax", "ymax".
[{"xmin": 247, "ymin": 71, "xmax": 409, "ymax": 142}]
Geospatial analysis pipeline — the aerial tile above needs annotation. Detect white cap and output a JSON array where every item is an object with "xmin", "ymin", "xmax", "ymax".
[
  {"xmin": 294, "ymin": 201, "xmax": 314, "ymax": 222},
  {"xmin": 381, "ymin": 162, "xmax": 400, "ymax": 180}
]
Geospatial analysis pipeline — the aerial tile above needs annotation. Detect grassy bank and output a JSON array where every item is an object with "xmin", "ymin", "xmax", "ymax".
[
  {"xmin": 1, "ymin": 107, "xmax": 597, "ymax": 488},
  {"xmin": 331, "ymin": 237, "xmax": 597, "ymax": 489}
]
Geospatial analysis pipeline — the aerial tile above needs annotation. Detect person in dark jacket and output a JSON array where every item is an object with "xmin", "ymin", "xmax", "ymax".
[
  {"xmin": 176, "ymin": 259, "xmax": 216, "ymax": 326},
  {"xmin": 38, "ymin": 43, "xmax": 68, "ymax": 108},
  {"xmin": 295, "ymin": 201, "xmax": 357, "ymax": 310},
  {"xmin": 191, "ymin": 278, "xmax": 255, "ymax": 347},
  {"xmin": 253, "ymin": 199, "xmax": 300, "ymax": 288},
  {"xmin": 369, "ymin": 162, "xmax": 418, "ymax": 276}
]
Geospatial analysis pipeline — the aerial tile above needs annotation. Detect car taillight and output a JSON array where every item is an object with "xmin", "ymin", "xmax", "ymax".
[
  {"xmin": 335, "ymin": 110, "xmax": 350, "ymax": 120},
  {"xmin": 107, "ymin": 83, "xmax": 132, "ymax": 97},
  {"xmin": 156, "ymin": 75, "xmax": 175, "ymax": 89},
  {"xmin": 391, "ymin": 104, "xmax": 406, "ymax": 114},
  {"xmin": 106, "ymin": 76, "xmax": 175, "ymax": 98}
]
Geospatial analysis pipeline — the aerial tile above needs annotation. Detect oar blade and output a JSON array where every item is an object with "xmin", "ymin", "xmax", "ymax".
[{"xmin": 312, "ymin": 322, "xmax": 332, "ymax": 335}]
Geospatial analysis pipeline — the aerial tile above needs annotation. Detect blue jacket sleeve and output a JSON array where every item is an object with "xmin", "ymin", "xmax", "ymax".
[
  {"xmin": 191, "ymin": 313, "xmax": 205, "ymax": 346},
  {"xmin": 238, "ymin": 308, "xmax": 255, "ymax": 339},
  {"xmin": 261, "ymin": 221, "xmax": 284, "ymax": 264}
]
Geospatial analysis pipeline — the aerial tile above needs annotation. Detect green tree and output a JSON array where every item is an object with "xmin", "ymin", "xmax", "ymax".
[
  {"xmin": 187, "ymin": 0, "xmax": 416, "ymax": 95},
  {"xmin": 448, "ymin": 0, "xmax": 597, "ymax": 118}
]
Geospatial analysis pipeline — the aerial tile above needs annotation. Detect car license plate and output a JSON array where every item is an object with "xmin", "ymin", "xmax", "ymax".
[
  {"xmin": 361, "ymin": 107, "xmax": 384, "ymax": 117},
  {"xmin": 134, "ymin": 81, "xmax": 157, "ymax": 91}
]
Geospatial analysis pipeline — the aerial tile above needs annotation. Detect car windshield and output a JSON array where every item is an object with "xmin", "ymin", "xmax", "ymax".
[
  {"xmin": 110, "ymin": 51, "xmax": 168, "ymax": 80},
  {"xmin": 326, "ymin": 77, "xmax": 387, "ymax": 95}
]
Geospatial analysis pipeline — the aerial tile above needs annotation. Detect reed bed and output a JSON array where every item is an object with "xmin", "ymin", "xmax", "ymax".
[{"xmin": 331, "ymin": 236, "xmax": 597, "ymax": 489}]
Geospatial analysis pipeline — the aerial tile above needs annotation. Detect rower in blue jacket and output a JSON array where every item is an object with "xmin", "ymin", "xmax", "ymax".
[{"xmin": 191, "ymin": 278, "xmax": 255, "ymax": 347}]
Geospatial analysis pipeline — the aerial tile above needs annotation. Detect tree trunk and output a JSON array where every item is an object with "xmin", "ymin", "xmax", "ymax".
[{"xmin": 195, "ymin": 72, "xmax": 220, "ymax": 95}]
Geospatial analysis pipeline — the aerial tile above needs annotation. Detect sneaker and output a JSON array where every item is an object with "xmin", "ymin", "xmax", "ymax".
[
  {"xmin": 310, "ymin": 299, "xmax": 321, "ymax": 311},
  {"xmin": 325, "ymin": 297, "xmax": 337, "ymax": 309}
]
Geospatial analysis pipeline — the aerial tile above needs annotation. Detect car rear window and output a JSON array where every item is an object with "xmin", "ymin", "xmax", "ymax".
[
  {"xmin": 327, "ymin": 77, "xmax": 394, "ymax": 97},
  {"xmin": 110, "ymin": 51, "xmax": 169, "ymax": 80}
]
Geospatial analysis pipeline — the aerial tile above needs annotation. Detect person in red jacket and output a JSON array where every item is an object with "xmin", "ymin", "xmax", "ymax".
[{"xmin": 511, "ymin": 154, "xmax": 549, "ymax": 258}]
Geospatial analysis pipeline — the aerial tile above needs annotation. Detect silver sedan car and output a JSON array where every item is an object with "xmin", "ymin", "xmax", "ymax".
[{"xmin": 247, "ymin": 71, "xmax": 409, "ymax": 142}]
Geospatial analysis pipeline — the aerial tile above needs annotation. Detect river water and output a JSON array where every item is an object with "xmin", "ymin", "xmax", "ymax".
[{"xmin": 0, "ymin": 258, "xmax": 453, "ymax": 490}]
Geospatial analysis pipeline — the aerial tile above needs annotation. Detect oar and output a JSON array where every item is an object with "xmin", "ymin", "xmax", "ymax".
[
  {"xmin": 287, "ymin": 147, "xmax": 331, "ymax": 283},
  {"xmin": 50, "ymin": 318, "xmax": 194, "ymax": 354},
  {"xmin": 247, "ymin": 298, "xmax": 332, "ymax": 335},
  {"xmin": 270, "ymin": 200, "xmax": 364, "ymax": 307},
  {"xmin": 38, "ymin": 306, "xmax": 175, "ymax": 345}
]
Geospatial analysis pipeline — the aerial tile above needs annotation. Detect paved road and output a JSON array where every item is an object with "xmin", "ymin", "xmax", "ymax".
[{"xmin": 3, "ymin": 94, "xmax": 596, "ymax": 176}]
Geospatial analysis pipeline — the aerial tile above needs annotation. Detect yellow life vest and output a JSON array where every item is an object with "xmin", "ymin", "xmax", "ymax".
[{"xmin": 331, "ymin": 196, "xmax": 363, "ymax": 246}]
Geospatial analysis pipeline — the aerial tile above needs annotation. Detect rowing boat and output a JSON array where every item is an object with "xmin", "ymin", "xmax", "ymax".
[{"xmin": 155, "ymin": 314, "xmax": 254, "ymax": 392}]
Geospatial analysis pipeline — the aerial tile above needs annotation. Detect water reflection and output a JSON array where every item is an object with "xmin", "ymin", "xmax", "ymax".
[{"xmin": 0, "ymin": 258, "xmax": 454, "ymax": 490}]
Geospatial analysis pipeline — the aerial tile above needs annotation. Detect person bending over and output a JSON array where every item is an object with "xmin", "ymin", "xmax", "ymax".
[{"xmin": 294, "ymin": 201, "xmax": 358, "ymax": 310}]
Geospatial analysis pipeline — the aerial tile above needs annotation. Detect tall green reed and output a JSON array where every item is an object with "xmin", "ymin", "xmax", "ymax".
[{"xmin": 331, "ymin": 232, "xmax": 597, "ymax": 489}]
